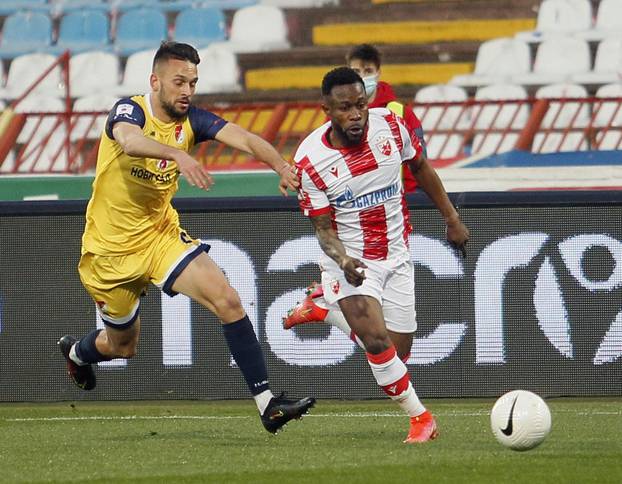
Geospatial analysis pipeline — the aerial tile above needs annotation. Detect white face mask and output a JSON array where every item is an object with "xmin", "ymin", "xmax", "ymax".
[{"xmin": 362, "ymin": 74, "xmax": 379, "ymax": 97}]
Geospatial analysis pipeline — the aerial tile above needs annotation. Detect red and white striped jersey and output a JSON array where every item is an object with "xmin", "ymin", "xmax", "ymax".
[{"xmin": 295, "ymin": 107, "xmax": 423, "ymax": 261}]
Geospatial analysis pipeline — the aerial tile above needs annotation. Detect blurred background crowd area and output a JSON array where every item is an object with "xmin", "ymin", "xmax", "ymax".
[{"xmin": 0, "ymin": 0, "xmax": 619, "ymax": 191}]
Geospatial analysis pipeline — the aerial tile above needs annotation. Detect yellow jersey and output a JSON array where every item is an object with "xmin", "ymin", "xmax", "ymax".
[{"xmin": 82, "ymin": 94, "xmax": 226, "ymax": 255}]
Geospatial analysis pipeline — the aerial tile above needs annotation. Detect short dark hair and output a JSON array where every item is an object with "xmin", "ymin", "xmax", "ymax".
[
  {"xmin": 321, "ymin": 67, "xmax": 364, "ymax": 96},
  {"xmin": 153, "ymin": 41, "xmax": 200, "ymax": 70},
  {"xmin": 346, "ymin": 44, "xmax": 382, "ymax": 68}
]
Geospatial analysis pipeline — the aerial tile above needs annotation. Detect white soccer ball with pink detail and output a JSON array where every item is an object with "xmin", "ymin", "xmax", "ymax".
[{"xmin": 490, "ymin": 390, "xmax": 551, "ymax": 451}]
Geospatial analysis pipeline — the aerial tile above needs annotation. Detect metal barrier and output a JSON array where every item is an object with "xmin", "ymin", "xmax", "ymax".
[{"xmin": 0, "ymin": 94, "xmax": 621, "ymax": 174}]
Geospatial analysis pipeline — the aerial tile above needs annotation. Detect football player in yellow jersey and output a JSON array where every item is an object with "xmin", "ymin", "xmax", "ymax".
[{"xmin": 58, "ymin": 42, "xmax": 315, "ymax": 433}]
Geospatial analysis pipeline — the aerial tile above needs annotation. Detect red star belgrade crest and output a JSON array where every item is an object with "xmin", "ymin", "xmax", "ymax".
[
  {"xmin": 175, "ymin": 125, "xmax": 184, "ymax": 144},
  {"xmin": 377, "ymin": 139, "xmax": 392, "ymax": 156},
  {"xmin": 331, "ymin": 280, "xmax": 340, "ymax": 295}
]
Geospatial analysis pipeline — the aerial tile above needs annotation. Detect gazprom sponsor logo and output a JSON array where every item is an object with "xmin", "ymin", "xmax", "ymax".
[{"xmin": 335, "ymin": 181, "xmax": 400, "ymax": 209}]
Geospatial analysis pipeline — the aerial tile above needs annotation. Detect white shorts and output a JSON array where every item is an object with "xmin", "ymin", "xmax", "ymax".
[{"xmin": 319, "ymin": 256, "xmax": 417, "ymax": 334}]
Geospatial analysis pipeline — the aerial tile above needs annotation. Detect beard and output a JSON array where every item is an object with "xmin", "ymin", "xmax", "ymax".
[
  {"xmin": 160, "ymin": 97, "xmax": 189, "ymax": 121},
  {"xmin": 333, "ymin": 122, "xmax": 364, "ymax": 147}
]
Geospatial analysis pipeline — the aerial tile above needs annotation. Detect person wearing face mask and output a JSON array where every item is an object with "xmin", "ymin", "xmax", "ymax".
[{"xmin": 346, "ymin": 43, "xmax": 427, "ymax": 195}]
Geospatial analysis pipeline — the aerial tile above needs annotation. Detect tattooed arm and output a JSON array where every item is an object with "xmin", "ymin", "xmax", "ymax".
[{"xmin": 310, "ymin": 213, "xmax": 367, "ymax": 287}]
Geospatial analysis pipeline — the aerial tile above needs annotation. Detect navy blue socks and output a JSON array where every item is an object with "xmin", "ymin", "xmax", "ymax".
[
  {"xmin": 222, "ymin": 316, "xmax": 270, "ymax": 396},
  {"xmin": 75, "ymin": 329, "xmax": 110, "ymax": 363}
]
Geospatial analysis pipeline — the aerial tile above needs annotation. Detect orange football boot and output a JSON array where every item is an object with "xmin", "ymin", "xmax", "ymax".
[
  {"xmin": 282, "ymin": 282, "xmax": 328, "ymax": 329},
  {"xmin": 404, "ymin": 410, "xmax": 439, "ymax": 444}
]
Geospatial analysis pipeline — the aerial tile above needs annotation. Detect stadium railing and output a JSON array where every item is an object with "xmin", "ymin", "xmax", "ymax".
[{"xmin": 0, "ymin": 95, "xmax": 621, "ymax": 174}]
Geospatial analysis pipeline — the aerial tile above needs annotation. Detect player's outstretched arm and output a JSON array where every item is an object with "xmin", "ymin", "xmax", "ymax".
[
  {"xmin": 113, "ymin": 122, "xmax": 213, "ymax": 190},
  {"xmin": 311, "ymin": 214, "xmax": 367, "ymax": 286},
  {"xmin": 214, "ymin": 122, "xmax": 298, "ymax": 195},
  {"xmin": 407, "ymin": 154, "xmax": 470, "ymax": 257}
]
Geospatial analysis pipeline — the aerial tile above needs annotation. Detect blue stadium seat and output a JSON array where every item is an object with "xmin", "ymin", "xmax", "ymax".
[
  {"xmin": 51, "ymin": 10, "xmax": 110, "ymax": 54},
  {"xmin": 114, "ymin": 7, "xmax": 167, "ymax": 57},
  {"xmin": 153, "ymin": 0, "xmax": 193, "ymax": 13},
  {"xmin": 51, "ymin": 0, "xmax": 110, "ymax": 15},
  {"xmin": 174, "ymin": 7, "xmax": 226, "ymax": 48},
  {"xmin": 0, "ymin": 0, "xmax": 49, "ymax": 17},
  {"xmin": 0, "ymin": 10, "xmax": 53, "ymax": 59},
  {"xmin": 114, "ymin": 0, "xmax": 257, "ymax": 13},
  {"xmin": 196, "ymin": 0, "xmax": 257, "ymax": 9}
]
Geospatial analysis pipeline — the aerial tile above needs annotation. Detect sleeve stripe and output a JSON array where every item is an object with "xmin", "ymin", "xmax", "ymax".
[
  {"xmin": 393, "ymin": 113, "xmax": 423, "ymax": 159},
  {"xmin": 383, "ymin": 113, "xmax": 403, "ymax": 152},
  {"xmin": 298, "ymin": 155, "xmax": 327, "ymax": 190}
]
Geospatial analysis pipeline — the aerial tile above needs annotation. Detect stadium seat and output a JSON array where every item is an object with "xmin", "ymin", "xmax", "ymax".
[
  {"xmin": 113, "ymin": 0, "xmax": 195, "ymax": 13},
  {"xmin": 512, "ymin": 36, "xmax": 591, "ymax": 86},
  {"xmin": 413, "ymin": 84, "xmax": 467, "ymax": 160},
  {"xmin": 0, "ymin": 10, "xmax": 53, "ymax": 59},
  {"xmin": 114, "ymin": 8, "xmax": 167, "ymax": 57},
  {"xmin": 113, "ymin": 48, "xmax": 156, "ymax": 97},
  {"xmin": 113, "ymin": 0, "xmax": 259, "ymax": 13},
  {"xmin": 0, "ymin": 53, "xmax": 63, "ymax": 100},
  {"xmin": 575, "ymin": 0, "xmax": 622, "ymax": 42},
  {"xmin": 0, "ymin": 0, "xmax": 49, "ymax": 16},
  {"xmin": 51, "ymin": 10, "xmax": 110, "ymax": 55},
  {"xmin": 470, "ymin": 84, "xmax": 529, "ymax": 156},
  {"xmin": 196, "ymin": 45, "xmax": 242, "ymax": 94},
  {"xmin": 187, "ymin": 0, "xmax": 258, "ymax": 9},
  {"xmin": 450, "ymin": 38, "xmax": 531, "ymax": 88},
  {"xmin": 515, "ymin": 0, "xmax": 592, "ymax": 43},
  {"xmin": 593, "ymin": 83, "xmax": 622, "ymax": 151},
  {"xmin": 571, "ymin": 38, "xmax": 622, "ymax": 87},
  {"xmin": 260, "ymin": 0, "xmax": 339, "ymax": 6},
  {"xmin": 14, "ymin": 95, "xmax": 69, "ymax": 172},
  {"xmin": 533, "ymin": 83, "xmax": 590, "ymax": 153},
  {"xmin": 72, "ymin": 93, "xmax": 119, "ymax": 141},
  {"xmin": 68, "ymin": 51, "xmax": 120, "ymax": 98},
  {"xmin": 174, "ymin": 7, "xmax": 226, "ymax": 49},
  {"xmin": 50, "ymin": 0, "xmax": 110, "ymax": 15},
  {"xmin": 218, "ymin": 5, "xmax": 290, "ymax": 53}
]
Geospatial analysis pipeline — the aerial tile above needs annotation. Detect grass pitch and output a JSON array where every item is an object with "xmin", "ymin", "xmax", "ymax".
[{"xmin": 0, "ymin": 399, "xmax": 620, "ymax": 483}]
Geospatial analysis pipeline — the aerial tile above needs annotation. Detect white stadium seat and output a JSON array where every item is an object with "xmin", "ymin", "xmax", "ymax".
[
  {"xmin": 593, "ymin": 83, "xmax": 622, "ymax": 151},
  {"xmin": 575, "ymin": 0, "xmax": 622, "ymax": 42},
  {"xmin": 69, "ymin": 51, "xmax": 120, "ymax": 98},
  {"xmin": 532, "ymin": 83, "xmax": 590, "ymax": 153},
  {"xmin": 14, "ymin": 95, "xmax": 68, "ymax": 172},
  {"xmin": 572, "ymin": 38, "xmax": 622, "ymax": 87},
  {"xmin": 470, "ymin": 84, "xmax": 529, "ymax": 156},
  {"xmin": 216, "ymin": 5, "xmax": 290, "ymax": 53},
  {"xmin": 451, "ymin": 37, "xmax": 531, "ymax": 88},
  {"xmin": 0, "ymin": 53, "xmax": 63, "ymax": 100},
  {"xmin": 196, "ymin": 45, "xmax": 242, "ymax": 94},
  {"xmin": 515, "ymin": 0, "xmax": 592, "ymax": 43},
  {"xmin": 72, "ymin": 94, "xmax": 119, "ymax": 141},
  {"xmin": 512, "ymin": 36, "xmax": 591, "ymax": 86},
  {"xmin": 113, "ymin": 49, "xmax": 156, "ymax": 97},
  {"xmin": 414, "ymin": 84, "xmax": 467, "ymax": 160}
]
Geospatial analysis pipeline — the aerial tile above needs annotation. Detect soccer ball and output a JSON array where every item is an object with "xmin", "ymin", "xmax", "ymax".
[{"xmin": 490, "ymin": 390, "xmax": 551, "ymax": 451}]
